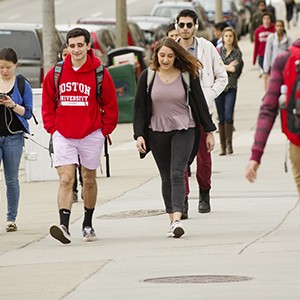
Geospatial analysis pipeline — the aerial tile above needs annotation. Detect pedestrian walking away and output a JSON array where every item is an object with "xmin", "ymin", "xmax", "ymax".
[
  {"xmin": 0, "ymin": 47, "xmax": 33, "ymax": 233},
  {"xmin": 176, "ymin": 9, "xmax": 228, "ymax": 218},
  {"xmin": 215, "ymin": 27, "xmax": 244, "ymax": 156},
  {"xmin": 285, "ymin": 0, "xmax": 295, "ymax": 29},
  {"xmin": 246, "ymin": 37, "xmax": 300, "ymax": 197},
  {"xmin": 133, "ymin": 37, "xmax": 216, "ymax": 238},
  {"xmin": 249, "ymin": 0, "xmax": 267, "ymax": 42},
  {"xmin": 42, "ymin": 27, "xmax": 118, "ymax": 244}
]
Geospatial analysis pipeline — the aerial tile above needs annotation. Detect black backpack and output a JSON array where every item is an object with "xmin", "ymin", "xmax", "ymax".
[{"xmin": 18, "ymin": 74, "xmax": 38, "ymax": 125}]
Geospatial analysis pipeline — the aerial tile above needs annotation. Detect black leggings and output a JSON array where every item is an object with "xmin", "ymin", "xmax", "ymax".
[{"xmin": 149, "ymin": 128, "xmax": 195, "ymax": 214}]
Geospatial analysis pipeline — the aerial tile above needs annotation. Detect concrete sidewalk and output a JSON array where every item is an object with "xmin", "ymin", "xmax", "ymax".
[{"xmin": 0, "ymin": 29, "xmax": 300, "ymax": 299}]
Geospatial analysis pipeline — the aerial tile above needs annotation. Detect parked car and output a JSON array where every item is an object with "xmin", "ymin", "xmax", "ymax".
[
  {"xmin": 149, "ymin": 1, "xmax": 214, "ymax": 41},
  {"xmin": 77, "ymin": 17, "xmax": 147, "ymax": 49},
  {"xmin": 56, "ymin": 24, "xmax": 116, "ymax": 66},
  {"xmin": 129, "ymin": 15, "xmax": 172, "ymax": 60},
  {"xmin": 129, "ymin": 15, "xmax": 172, "ymax": 46},
  {"xmin": 0, "ymin": 23, "xmax": 64, "ymax": 88},
  {"xmin": 195, "ymin": 0, "xmax": 244, "ymax": 37}
]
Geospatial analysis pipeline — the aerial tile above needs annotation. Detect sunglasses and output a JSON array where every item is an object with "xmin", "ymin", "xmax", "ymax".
[{"xmin": 178, "ymin": 22, "xmax": 194, "ymax": 29}]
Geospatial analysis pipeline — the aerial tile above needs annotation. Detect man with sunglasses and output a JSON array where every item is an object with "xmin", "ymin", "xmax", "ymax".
[
  {"xmin": 176, "ymin": 9, "xmax": 228, "ymax": 219},
  {"xmin": 42, "ymin": 27, "xmax": 118, "ymax": 244}
]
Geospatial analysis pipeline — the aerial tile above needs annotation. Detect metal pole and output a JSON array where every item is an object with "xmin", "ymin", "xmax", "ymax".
[
  {"xmin": 116, "ymin": 0, "xmax": 127, "ymax": 47},
  {"xmin": 215, "ymin": 0, "xmax": 223, "ymax": 24}
]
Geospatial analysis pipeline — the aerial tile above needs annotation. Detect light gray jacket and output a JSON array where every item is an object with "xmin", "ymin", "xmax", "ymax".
[{"xmin": 195, "ymin": 37, "xmax": 228, "ymax": 113}]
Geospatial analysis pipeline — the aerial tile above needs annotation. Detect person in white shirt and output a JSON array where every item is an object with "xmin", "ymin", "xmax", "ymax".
[{"xmin": 175, "ymin": 9, "xmax": 228, "ymax": 218}]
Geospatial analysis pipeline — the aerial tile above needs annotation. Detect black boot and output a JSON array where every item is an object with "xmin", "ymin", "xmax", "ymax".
[
  {"xmin": 181, "ymin": 196, "xmax": 189, "ymax": 220},
  {"xmin": 198, "ymin": 189, "xmax": 211, "ymax": 213}
]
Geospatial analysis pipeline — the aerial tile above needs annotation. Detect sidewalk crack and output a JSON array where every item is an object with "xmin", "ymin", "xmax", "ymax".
[{"xmin": 238, "ymin": 198, "xmax": 299, "ymax": 255}]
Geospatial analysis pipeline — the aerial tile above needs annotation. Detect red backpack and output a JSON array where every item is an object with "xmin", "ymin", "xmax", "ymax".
[{"xmin": 281, "ymin": 45, "xmax": 300, "ymax": 146}]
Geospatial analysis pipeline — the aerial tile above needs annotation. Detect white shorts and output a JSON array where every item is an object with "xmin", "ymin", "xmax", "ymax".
[{"xmin": 52, "ymin": 129, "xmax": 105, "ymax": 170}]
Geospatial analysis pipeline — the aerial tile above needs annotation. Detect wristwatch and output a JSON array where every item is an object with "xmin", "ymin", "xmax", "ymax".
[{"xmin": 11, "ymin": 102, "xmax": 17, "ymax": 110}]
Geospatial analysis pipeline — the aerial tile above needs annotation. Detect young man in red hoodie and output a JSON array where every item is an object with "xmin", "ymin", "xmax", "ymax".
[
  {"xmin": 253, "ymin": 12, "xmax": 275, "ymax": 80},
  {"xmin": 42, "ymin": 28, "xmax": 118, "ymax": 244}
]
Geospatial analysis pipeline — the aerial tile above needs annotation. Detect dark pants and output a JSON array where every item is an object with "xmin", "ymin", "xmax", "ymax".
[
  {"xmin": 149, "ymin": 128, "xmax": 195, "ymax": 214},
  {"xmin": 258, "ymin": 55, "xmax": 264, "ymax": 70}
]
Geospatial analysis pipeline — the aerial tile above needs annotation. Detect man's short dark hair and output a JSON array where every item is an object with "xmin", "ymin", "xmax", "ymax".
[
  {"xmin": 176, "ymin": 9, "xmax": 198, "ymax": 25},
  {"xmin": 214, "ymin": 22, "xmax": 227, "ymax": 32},
  {"xmin": 262, "ymin": 12, "xmax": 272, "ymax": 19},
  {"xmin": 66, "ymin": 27, "xmax": 90, "ymax": 45},
  {"xmin": 258, "ymin": 0, "xmax": 266, "ymax": 6}
]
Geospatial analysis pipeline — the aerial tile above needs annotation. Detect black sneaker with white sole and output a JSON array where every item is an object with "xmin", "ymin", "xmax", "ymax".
[{"xmin": 49, "ymin": 224, "xmax": 71, "ymax": 244}]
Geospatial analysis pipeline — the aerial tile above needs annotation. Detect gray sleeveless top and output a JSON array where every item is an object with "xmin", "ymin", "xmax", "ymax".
[{"xmin": 150, "ymin": 73, "xmax": 195, "ymax": 132}]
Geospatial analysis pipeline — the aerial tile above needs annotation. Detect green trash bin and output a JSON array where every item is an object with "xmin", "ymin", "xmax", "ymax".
[{"xmin": 108, "ymin": 64, "xmax": 137, "ymax": 123}]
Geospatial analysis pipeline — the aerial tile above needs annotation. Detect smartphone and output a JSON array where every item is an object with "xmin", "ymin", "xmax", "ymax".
[{"xmin": 0, "ymin": 93, "xmax": 6, "ymax": 99}]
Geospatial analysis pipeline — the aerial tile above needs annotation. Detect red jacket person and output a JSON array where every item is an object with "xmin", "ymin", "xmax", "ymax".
[{"xmin": 42, "ymin": 27, "xmax": 118, "ymax": 244}]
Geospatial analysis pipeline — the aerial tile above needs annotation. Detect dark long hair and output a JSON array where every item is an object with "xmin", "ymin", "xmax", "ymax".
[
  {"xmin": 0, "ymin": 48, "xmax": 18, "ymax": 64},
  {"xmin": 150, "ymin": 37, "xmax": 202, "ymax": 79}
]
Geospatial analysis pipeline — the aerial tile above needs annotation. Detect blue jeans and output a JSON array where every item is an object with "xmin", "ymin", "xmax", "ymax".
[
  {"xmin": 258, "ymin": 55, "xmax": 264, "ymax": 70},
  {"xmin": 0, "ymin": 133, "xmax": 24, "ymax": 221},
  {"xmin": 215, "ymin": 88, "xmax": 237, "ymax": 124}
]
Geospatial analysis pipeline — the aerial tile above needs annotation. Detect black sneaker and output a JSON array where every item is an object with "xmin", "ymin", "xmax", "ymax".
[{"xmin": 49, "ymin": 224, "xmax": 71, "ymax": 244}]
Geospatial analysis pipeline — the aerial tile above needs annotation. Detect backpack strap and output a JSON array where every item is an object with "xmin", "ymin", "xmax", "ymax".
[
  {"xmin": 54, "ymin": 60, "xmax": 64, "ymax": 101},
  {"xmin": 17, "ymin": 74, "xmax": 38, "ymax": 125},
  {"xmin": 147, "ymin": 68, "xmax": 155, "ymax": 93},
  {"xmin": 95, "ymin": 64, "xmax": 111, "ymax": 178},
  {"xmin": 182, "ymin": 71, "xmax": 190, "ymax": 89},
  {"xmin": 17, "ymin": 74, "xmax": 25, "ymax": 98},
  {"xmin": 96, "ymin": 64, "xmax": 104, "ymax": 102}
]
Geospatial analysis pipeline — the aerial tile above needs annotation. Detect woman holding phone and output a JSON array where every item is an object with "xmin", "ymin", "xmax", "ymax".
[{"xmin": 0, "ymin": 47, "xmax": 33, "ymax": 232}]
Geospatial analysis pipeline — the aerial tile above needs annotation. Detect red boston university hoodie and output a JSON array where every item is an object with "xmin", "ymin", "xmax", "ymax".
[
  {"xmin": 42, "ymin": 49, "xmax": 118, "ymax": 139},
  {"xmin": 253, "ymin": 23, "xmax": 275, "ymax": 65}
]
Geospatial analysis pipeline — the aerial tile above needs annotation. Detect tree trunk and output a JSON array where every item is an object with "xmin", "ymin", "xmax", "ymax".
[
  {"xmin": 115, "ymin": 0, "xmax": 127, "ymax": 47},
  {"xmin": 215, "ymin": 0, "xmax": 223, "ymax": 23},
  {"xmin": 43, "ymin": 0, "xmax": 58, "ymax": 76}
]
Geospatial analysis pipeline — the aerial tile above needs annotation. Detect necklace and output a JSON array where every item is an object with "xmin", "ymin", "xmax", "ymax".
[{"xmin": 158, "ymin": 69, "xmax": 180, "ymax": 83}]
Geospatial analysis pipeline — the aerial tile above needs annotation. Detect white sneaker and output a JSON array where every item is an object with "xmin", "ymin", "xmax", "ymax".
[
  {"xmin": 171, "ymin": 220, "xmax": 185, "ymax": 238},
  {"xmin": 82, "ymin": 226, "xmax": 97, "ymax": 242},
  {"xmin": 166, "ymin": 224, "xmax": 173, "ymax": 238}
]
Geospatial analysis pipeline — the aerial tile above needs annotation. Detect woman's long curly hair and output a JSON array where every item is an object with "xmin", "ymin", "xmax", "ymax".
[{"xmin": 150, "ymin": 37, "xmax": 202, "ymax": 79}]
